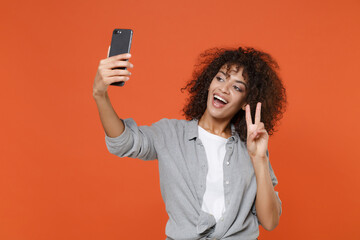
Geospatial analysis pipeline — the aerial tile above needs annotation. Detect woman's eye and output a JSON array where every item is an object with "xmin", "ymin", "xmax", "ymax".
[
  {"xmin": 216, "ymin": 76, "xmax": 224, "ymax": 81},
  {"xmin": 234, "ymin": 86, "xmax": 244, "ymax": 92}
]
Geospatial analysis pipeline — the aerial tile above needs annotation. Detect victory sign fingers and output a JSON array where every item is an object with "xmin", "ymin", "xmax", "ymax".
[{"xmin": 245, "ymin": 102, "xmax": 262, "ymax": 126}]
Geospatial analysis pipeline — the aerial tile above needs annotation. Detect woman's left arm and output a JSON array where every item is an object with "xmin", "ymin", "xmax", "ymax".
[
  {"xmin": 252, "ymin": 156, "xmax": 281, "ymax": 231},
  {"xmin": 245, "ymin": 102, "xmax": 281, "ymax": 231}
]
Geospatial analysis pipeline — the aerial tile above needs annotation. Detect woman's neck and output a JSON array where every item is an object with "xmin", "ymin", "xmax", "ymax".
[{"xmin": 198, "ymin": 112, "xmax": 232, "ymax": 138}]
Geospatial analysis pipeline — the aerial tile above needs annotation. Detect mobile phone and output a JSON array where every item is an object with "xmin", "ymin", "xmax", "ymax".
[{"xmin": 109, "ymin": 29, "xmax": 133, "ymax": 87}]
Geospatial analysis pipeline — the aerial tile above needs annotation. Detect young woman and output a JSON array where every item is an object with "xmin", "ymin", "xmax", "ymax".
[{"xmin": 93, "ymin": 47, "xmax": 287, "ymax": 240}]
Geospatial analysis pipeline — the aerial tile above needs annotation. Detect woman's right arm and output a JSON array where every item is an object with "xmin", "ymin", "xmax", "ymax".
[{"xmin": 92, "ymin": 53, "xmax": 133, "ymax": 138}]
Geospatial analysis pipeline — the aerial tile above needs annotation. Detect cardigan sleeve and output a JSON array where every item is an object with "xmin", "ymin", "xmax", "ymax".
[{"xmin": 104, "ymin": 118, "xmax": 166, "ymax": 161}]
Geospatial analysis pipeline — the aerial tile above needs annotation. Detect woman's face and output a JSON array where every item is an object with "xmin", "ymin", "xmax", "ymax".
[{"xmin": 205, "ymin": 64, "xmax": 248, "ymax": 121}]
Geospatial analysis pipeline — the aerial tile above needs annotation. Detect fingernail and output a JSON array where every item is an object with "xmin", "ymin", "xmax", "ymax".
[
  {"xmin": 127, "ymin": 53, "xmax": 131, "ymax": 57},
  {"xmin": 130, "ymin": 64, "xmax": 134, "ymax": 68}
]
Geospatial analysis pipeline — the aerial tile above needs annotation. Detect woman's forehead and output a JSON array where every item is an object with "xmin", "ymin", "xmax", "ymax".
[{"xmin": 219, "ymin": 64, "xmax": 247, "ymax": 80}]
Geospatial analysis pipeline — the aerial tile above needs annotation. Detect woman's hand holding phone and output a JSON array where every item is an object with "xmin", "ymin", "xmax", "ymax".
[{"xmin": 92, "ymin": 53, "xmax": 133, "ymax": 98}]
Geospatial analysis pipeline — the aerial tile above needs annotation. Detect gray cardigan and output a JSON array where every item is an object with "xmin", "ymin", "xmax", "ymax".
[{"xmin": 105, "ymin": 118, "xmax": 281, "ymax": 240}]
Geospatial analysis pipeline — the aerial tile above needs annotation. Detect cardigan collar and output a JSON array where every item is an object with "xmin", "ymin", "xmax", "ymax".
[{"xmin": 186, "ymin": 119, "xmax": 239, "ymax": 143}]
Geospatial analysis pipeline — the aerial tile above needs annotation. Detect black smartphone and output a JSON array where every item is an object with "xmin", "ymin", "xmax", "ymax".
[{"xmin": 109, "ymin": 29, "xmax": 133, "ymax": 87}]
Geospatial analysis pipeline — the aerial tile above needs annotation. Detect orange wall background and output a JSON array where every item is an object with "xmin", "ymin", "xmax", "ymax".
[{"xmin": 1, "ymin": 0, "xmax": 360, "ymax": 239}]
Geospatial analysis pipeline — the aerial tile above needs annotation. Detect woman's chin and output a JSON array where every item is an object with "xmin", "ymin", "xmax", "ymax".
[{"xmin": 205, "ymin": 109, "xmax": 230, "ymax": 121}]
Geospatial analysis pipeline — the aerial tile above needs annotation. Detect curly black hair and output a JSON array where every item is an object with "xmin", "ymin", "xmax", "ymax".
[{"xmin": 182, "ymin": 47, "xmax": 287, "ymax": 142}]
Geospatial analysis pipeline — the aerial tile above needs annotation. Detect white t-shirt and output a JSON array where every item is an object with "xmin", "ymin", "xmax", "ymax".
[{"xmin": 198, "ymin": 126, "xmax": 227, "ymax": 222}]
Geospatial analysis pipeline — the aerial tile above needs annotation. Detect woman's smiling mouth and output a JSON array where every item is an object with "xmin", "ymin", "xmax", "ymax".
[{"xmin": 213, "ymin": 94, "xmax": 228, "ymax": 108}]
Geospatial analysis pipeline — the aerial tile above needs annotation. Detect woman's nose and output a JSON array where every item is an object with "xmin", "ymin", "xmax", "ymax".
[{"xmin": 220, "ymin": 82, "xmax": 230, "ymax": 94}]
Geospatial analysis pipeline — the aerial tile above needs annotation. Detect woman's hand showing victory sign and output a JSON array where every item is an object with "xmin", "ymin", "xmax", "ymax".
[{"xmin": 246, "ymin": 102, "xmax": 269, "ymax": 164}]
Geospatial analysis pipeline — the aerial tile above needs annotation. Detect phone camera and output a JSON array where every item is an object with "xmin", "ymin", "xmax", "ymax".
[{"xmin": 114, "ymin": 30, "xmax": 122, "ymax": 34}]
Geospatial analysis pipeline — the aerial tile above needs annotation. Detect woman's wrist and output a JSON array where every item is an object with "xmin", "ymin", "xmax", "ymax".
[
  {"xmin": 93, "ymin": 90, "xmax": 108, "ymax": 100},
  {"xmin": 251, "ymin": 155, "xmax": 269, "ymax": 170}
]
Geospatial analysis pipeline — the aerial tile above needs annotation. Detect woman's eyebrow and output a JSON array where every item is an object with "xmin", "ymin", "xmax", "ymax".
[
  {"xmin": 235, "ymin": 80, "xmax": 247, "ymax": 88},
  {"xmin": 219, "ymin": 70, "xmax": 227, "ymax": 76}
]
